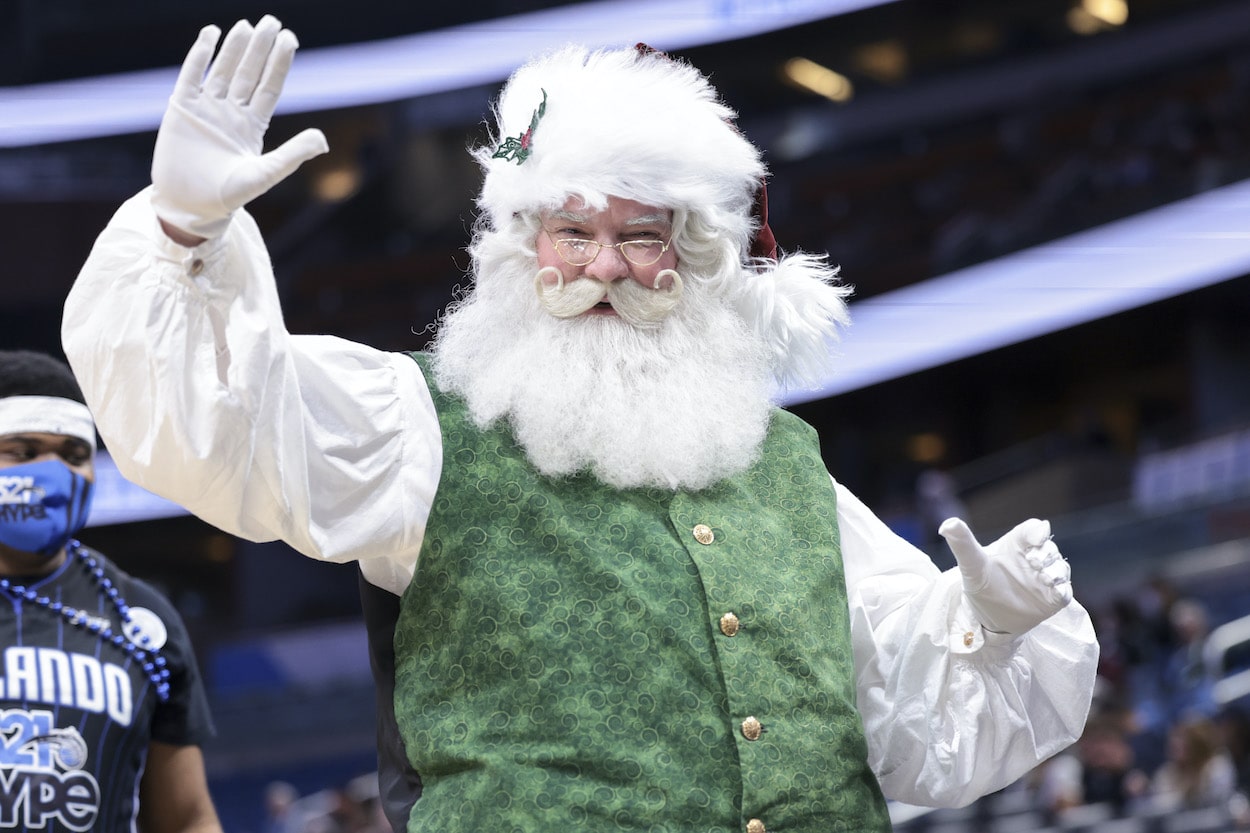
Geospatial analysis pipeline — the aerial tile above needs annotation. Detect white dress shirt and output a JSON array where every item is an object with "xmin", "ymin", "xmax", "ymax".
[{"xmin": 63, "ymin": 189, "xmax": 1099, "ymax": 808}]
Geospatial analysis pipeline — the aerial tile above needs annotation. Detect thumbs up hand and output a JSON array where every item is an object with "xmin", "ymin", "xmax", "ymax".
[
  {"xmin": 939, "ymin": 517, "xmax": 1073, "ymax": 637},
  {"xmin": 151, "ymin": 15, "xmax": 329, "ymax": 241}
]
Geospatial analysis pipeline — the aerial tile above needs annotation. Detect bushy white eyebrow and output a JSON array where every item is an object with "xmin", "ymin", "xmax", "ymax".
[
  {"xmin": 625, "ymin": 213, "xmax": 670, "ymax": 228},
  {"xmin": 544, "ymin": 210, "xmax": 671, "ymax": 228}
]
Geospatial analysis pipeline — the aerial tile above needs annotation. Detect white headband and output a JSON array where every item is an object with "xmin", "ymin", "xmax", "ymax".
[{"xmin": 0, "ymin": 396, "xmax": 97, "ymax": 452}]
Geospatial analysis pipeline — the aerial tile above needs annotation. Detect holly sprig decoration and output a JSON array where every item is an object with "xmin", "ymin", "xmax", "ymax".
[{"xmin": 493, "ymin": 89, "xmax": 547, "ymax": 165}]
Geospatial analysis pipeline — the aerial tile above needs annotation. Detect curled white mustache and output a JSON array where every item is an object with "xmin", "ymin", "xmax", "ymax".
[{"xmin": 534, "ymin": 267, "xmax": 684, "ymax": 329}]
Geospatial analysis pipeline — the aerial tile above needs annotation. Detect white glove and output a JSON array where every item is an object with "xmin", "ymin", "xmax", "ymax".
[
  {"xmin": 939, "ymin": 517, "xmax": 1073, "ymax": 637},
  {"xmin": 151, "ymin": 15, "xmax": 329, "ymax": 240}
]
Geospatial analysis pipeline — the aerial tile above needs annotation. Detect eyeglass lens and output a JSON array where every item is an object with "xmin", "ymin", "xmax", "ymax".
[{"xmin": 556, "ymin": 239, "xmax": 666, "ymax": 266}]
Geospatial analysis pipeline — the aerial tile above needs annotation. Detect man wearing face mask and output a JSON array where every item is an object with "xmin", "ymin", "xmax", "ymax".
[{"xmin": 0, "ymin": 350, "xmax": 223, "ymax": 833}]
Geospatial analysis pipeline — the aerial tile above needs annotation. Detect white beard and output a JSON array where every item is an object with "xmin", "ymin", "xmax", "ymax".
[{"xmin": 430, "ymin": 252, "xmax": 777, "ymax": 492}]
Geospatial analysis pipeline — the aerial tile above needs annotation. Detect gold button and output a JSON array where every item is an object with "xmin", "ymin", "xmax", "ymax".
[
  {"xmin": 963, "ymin": 631, "xmax": 975, "ymax": 647},
  {"xmin": 741, "ymin": 716, "xmax": 762, "ymax": 741},
  {"xmin": 189, "ymin": 258, "xmax": 205, "ymax": 276},
  {"xmin": 693, "ymin": 524, "xmax": 714, "ymax": 545},
  {"xmin": 719, "ymin": 612, "xmax": 740, "ymax": 637},
  {"xmin": 747, "ymin": 819, "xmax": 766, "ymax": 833}
]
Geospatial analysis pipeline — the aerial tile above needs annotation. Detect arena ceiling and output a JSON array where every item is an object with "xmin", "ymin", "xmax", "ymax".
[{"xmin": 1, "ymin": 0, "xmax": 1246, "ymax": 353}]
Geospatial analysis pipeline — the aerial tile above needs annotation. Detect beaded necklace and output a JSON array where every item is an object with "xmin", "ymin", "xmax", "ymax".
[{"xmin": 0, "ymin": 539, "xmax": 171, "ymax": 702}]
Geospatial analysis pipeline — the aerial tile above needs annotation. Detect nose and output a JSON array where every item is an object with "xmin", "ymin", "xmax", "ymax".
[
  {"xmin": 582, "ymin": 243, "xmax": 630, "ymax": 284},
  {"xmin": 32, "ymin": 452, "xmax": 83, "ymax": 473}
]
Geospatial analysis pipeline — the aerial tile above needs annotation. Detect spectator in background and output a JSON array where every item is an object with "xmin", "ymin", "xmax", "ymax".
[
  {"xmin": 1141, "ymin": 576, "xmax": 1182, "ymax": 656},
  {"xmin": 1218, "ymin": 707, "xmax": 1250, "ymax": 799},
  {"xmin": 1218, "ymin": 707, "xmax": 1250, "ymax": 829},
  {"xmin": 1102, "ymin": 593, "xmax": 1172, "ymax": 775},
  {"xmin": 1074, "ymin": 709, "xmax": 1147, "ymax": 817},
  {"xmin": 1100, "ymin": 595, "xmax": 1161, "ymax": 698},
  {"xmin": 1160, "ymin": 598, "xmax": 1219, "ymax": 724},
  {"xmin": 0, "ymin": 349, "xmax": 221, "ymax": 833},
  {"xmin": 263, "ymin": 780, "xmax": 300, "ymax": 833},
  {"xmin": 1027, "ymin": 705, "xmax": 1147, "ymax": 824},
  {"xmin": 1141, "ymin": 715, "xmax": 1238, "ymax": 813}
]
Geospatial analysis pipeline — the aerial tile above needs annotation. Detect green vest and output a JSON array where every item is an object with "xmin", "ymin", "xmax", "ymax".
[{"xmin": 394, "ymin": 352, "xmax": 890, "ymax": 833}]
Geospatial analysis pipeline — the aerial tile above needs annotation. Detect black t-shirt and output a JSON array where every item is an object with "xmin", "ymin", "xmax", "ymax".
[{"xmin": 0, "ymin": 545, "xmax": 213, "ymax": 832}]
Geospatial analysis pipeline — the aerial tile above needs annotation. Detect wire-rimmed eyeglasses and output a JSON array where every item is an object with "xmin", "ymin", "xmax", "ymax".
[{"xmin": 544, "ymin": 231, "xmax": 672, "ymax": 267}]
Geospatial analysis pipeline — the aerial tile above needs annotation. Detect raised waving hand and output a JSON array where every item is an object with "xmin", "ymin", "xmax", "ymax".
[{"xmin": 151, "ymin": 15, "xmax": 328, "ymax": 241}]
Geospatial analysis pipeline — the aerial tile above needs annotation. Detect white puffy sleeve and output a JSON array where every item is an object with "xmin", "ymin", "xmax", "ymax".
[
  {"xmin": 835, "ymin": 478, "xmax": 1098, "ymax": 807},
  {"xmin": 62, "ymin": 188, "xmax": 441, "ymax": 595}
]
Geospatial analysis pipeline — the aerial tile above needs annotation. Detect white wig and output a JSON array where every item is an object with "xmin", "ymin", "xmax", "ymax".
[{"xmin": 473, "ymin": 44, "xmax": 850, "ymax": 389}]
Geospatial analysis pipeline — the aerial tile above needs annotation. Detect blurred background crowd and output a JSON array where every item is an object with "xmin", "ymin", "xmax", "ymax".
[{"xmin": 2, "ymin": 0, "xmax": 1250, "ymax": 830}]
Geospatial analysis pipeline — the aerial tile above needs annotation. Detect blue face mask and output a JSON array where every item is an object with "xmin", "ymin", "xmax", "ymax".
[{"xmin": 0, "ymin": 460, "xmax": 94, "ymax": 557}]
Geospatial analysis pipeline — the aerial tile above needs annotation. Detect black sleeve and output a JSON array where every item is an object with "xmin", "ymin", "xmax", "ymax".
[
  {"xmin": 123, "ymin": 575, "xmax": 216, "ymax": 747},
  {"xmin": 358, "ymin": 568, "xmax": 423, "ymax": 832}
]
